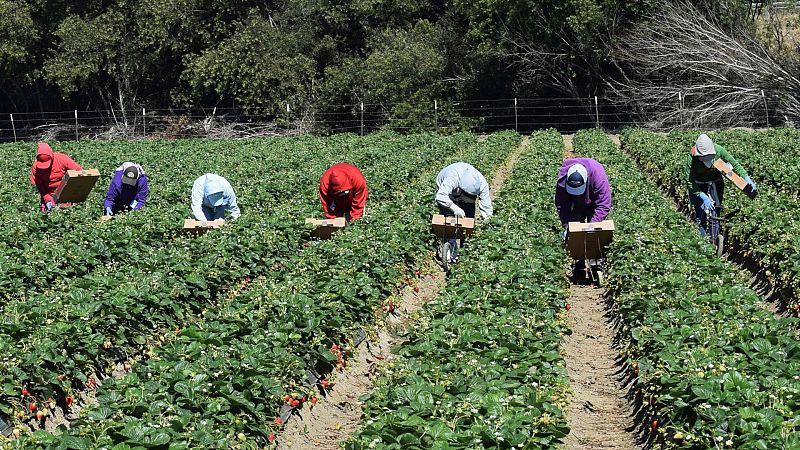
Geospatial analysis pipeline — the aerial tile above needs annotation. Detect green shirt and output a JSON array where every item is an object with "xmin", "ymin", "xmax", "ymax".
[{"xmin": 686, "ymin": 143, "xmax": 748, "ymax": 197}]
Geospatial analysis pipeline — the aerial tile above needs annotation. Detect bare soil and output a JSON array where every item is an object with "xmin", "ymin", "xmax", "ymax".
[
  {"xmin": 564, "ymin": 134, "xmax": 576, "ymax": 158},
  {"xmin": 563, "ymin": 285, "xmax": 637, "ymax": 450},
  {"xmin": 277, "ymin": 138, "xmax": 529, "ymax": 449}
]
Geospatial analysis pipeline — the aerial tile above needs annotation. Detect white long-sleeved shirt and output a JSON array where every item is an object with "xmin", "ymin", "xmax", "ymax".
[
  {"xmin": 191, "ymin": 174, "xmax": 241, "ymax": 221},
  {"xmin": 435, "ymin": 162, "xmax": 492, "ymax": 219}
]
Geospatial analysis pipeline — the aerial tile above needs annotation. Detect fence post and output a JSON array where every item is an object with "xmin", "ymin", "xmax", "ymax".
[
  {"xmin": 514, "ymin": 98, "xmax": 518, "ymax": 132},
  {"xmin": 761, "ymin": 89, "xmax": 769, "ymax": 128},
  {"xmin": 434, "ymin": 100, "xmax": 438, "ymax": 130},
  {"xmin": 594, "ymin": 96, "xmax": 600, "ymax": 129},
  {"xmin": 10, "ymin": 114, "xmax": 16, "ymax": 143},
  {"xmin": 360, "ymin": 102, "xmax": 364, "ymax": 136},
  {"xmin": 74, "ymin": 110, "xmax": 78, "ymax": 141},
  {"xmin": 142, "ymin": 107, "xmax": 146, "ymax": 137}
]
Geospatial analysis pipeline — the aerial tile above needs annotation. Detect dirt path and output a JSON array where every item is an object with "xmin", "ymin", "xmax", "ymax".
[
  {"xmin": 564, "ymin": 134, "xmax": 575, "ymax": 158},
  {"xmin": 277, "ymin": 138, "xmax": 529, "ymax": 449},
  {"xmin": 563, "ymin": 285, "xmax": 637, "ymax": 449},
  {"xmin": 562, "ymin": 132, "xmax": 636, "ymax": 449}
]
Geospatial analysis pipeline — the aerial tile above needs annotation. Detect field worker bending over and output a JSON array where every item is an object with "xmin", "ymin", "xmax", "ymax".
[
  {"xmin": 103, "ymin": 162, "xmax": 148, "ymax": 216},
  {"xmin": 555, "ymin": 158, "xmax": 611, "ymax": 239},
  {"xmin": 319, "ymin": 163, "xmax": 368, "ymax": 222},
  {"xmin": 191, "ymin": 173, "xmax": 240, "ymax": 221},
  {"xmin": 688, "ymin": 133, "xmax": 756, "ymax": 236},
  {"xmin": 435, "ymin": 162, "xmax": 493, "ymax": 220},
  {"xmin": 30, "ymin": 142, "xmax": 83, "ymax": 211}
]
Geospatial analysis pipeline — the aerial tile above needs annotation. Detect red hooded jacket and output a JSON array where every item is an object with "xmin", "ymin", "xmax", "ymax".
[
  {"xmin": 30, "ymin": 143, "xmax": 82, "ymax": 204},
  {"xmin": 319, "ymin": 163, "xmax": 368, "ymax": 221}
]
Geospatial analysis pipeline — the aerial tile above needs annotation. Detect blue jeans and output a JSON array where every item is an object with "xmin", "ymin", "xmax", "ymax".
[
  {"xmin": 202, "ymin": 205, "xmax": 227, "ymax": 220},
  {"xmin": 689, "ymin": 179, "xmax": 724, "ymax": 237},
  {"xmin": 437, "ymin": 201, "xmax": 475, "ymax": 258}
]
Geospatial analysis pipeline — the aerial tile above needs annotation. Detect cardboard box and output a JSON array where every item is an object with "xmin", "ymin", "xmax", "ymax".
[
  {"xmin": 53, "ymin": 168, "xmax": 100, "ymax": 203},
  {"xmin": 431, "ymin": 214, "xmax": 475, "ymax": 240},
  {"xmin": 567, "ymin": 220, "xmax": 615, "ymax": 259},
  {"xmin": 713, "ymin": 159, "xmax": 757, "ymax": 199},
  {"xmin": 305, "ymin": 217, "xmax": 346, "ymax": 240},
  {"xmin": 183, "ymin": 218, "xmax": 225, "ymax": 235}
]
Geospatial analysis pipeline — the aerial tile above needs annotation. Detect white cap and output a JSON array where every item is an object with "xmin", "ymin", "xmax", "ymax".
[
  {"xmin": 566, "ymin": 164, "xmax": 588, "ymax": 195},
  {"xmin": 694, "ymin": 134, "xmax": 716, "ymax": 167}
]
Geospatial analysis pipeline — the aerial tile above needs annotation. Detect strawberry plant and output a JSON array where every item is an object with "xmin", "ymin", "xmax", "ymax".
[{"xmin": 575, "ymin": 128, "xmax": 800, "ymax": 449}]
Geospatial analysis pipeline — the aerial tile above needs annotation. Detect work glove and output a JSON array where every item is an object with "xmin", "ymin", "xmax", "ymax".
[
  {"xmin": 45, "ymin": 202, "xmax": 53, "ymax": 211},
  {"xmin": 451, "ymin": 204, "xmax": 466, "ymax": 218},
  {"xmin": 130, "ymin": 200, "xmax": 138, "ymax": 209},
  {"xmin": 562, "ymin": 228, "xmax": 568, "ymax": 241},
  {"xmin": 697, "ymin": 192, "xmax": 715, "ymax": 211},
  {"xmin": 105, "ymin": 207, "xmax": 113, "ymax": 216},
  {"xmin": 744, "ymin": 176, "xmax": 757, "ymax": 192}
]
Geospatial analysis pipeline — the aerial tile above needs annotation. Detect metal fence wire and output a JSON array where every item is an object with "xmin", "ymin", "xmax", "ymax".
[{"xmin": 0, "ymin": 95, "xmax": 786, "ymax": 143}]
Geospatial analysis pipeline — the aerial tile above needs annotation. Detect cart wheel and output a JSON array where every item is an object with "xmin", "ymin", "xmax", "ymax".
[
  {"xmin": 441, "ymin": 241, "xmax": 453, "ymax": 272},
  {"xmin": 715, "ymin": 233, "xmax": 725, "ymax": 257}
]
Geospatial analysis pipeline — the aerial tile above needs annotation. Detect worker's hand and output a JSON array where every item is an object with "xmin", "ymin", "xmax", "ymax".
[
  {"xmin": 697, "ymin": 192, "xmax": 715, "ymax": 211},
  {"xmin": 562, "ymin": 228, "xmax": 568, "ymax": 241},
  {"xmin": 481, "ymin": 213, "xmax": 490, "ymax": 223},
  {"xmin": 451, "ymin": 205, "xmax": 466, "ymax": 218},
  {"xmin": 45, "ymin": 202, "xmax": 53, "ymax": 211},
  {"xmin": 744, "ymin": 176, "xmax": 757, "ymax": 193},
  {"xmin": 105, "ymin": 207, "xmax": 113, "ymax": 216},
  {"xmin": 130, "ymin": 200, "xmax": 138, "ymax": 209}
]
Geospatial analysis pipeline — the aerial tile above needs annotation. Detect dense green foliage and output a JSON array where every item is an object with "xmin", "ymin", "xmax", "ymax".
[
  {"xmin": 0, "ymin": 0, "xmax": 655, "ymax": 119},
  {"xmin": 621, "ymin": 128, "xmax": 800, "ymax": 313},
  {"xmin": 2, "ymin": 132, "xmax": 522, "ymax": 448},
  {"xmin": 576, "ymin": 129, "xmax": 800, "ymax": 449},
  {"xmin": 347, "ymin": 130, "xmax": 571, "ymax": 448}
]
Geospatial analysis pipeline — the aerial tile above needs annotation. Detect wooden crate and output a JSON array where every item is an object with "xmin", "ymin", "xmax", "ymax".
[
  {"xmin": 713, "ymin": 159, "xmax": 757, "ymax": 199},
  {"xmin": 183, "ymin": 218, "xmax": 225, "ymax": 235},
  {"xmin": 431, "ymin": 214, "xmax": 475, "ymax": 240},
  {"xmin": 53, "ymin": 169, "xmax": 101, "ymax": 203},
  {"xmin": 305, "ymin": 217, "xmax": 346, "ymax": 240},
  {"xmin": 567, "ymin": 220, "xmax": 615, "ymax": 259}
]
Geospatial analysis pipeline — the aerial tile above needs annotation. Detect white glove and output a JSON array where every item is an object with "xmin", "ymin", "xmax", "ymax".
[
  {"xmin": 451, "ymin": 205, "xmax": 466, "ymax": 218},
  {"xmin": 481, "ymin": 213, "xmax": 491, "ymax": 222}
]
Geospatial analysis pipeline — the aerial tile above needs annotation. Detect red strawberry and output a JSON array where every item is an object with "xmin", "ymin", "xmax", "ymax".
[
  {"xmin": 273, "ymin": 417, "xmax": 283, "ymax": 425},
  {"xmin": 12, "ymin": 429, "xmax": 20, "ymax": 439},
  {"xmin": 415, "ymin": 270, "xmax": 420, "ymax": 277},
  {"xmin": 651, "ymin": 419, "xmax": 658, "ymax": 431},
  {"xmin": 268, "ymin": 433, "xmax": 276, "ymax": 443},
  {"xmin": 311, "ymin": 396, "xmax": 318, "ymax": 406},
  {"xmin": 29, "ymin": 403, "xmax": 37, "ymax": 412},
  {"xmin": 21, "ymin": 388, "xmax": 28, "ymax": 397},
  {"xmin": 65, "ymin": 395, "xmax": 74, "ymax": 407},
  {"xmin": 290, "ymin": 399, "xmax": 300, "ymax": 407},
  {"xmin": 320, "ymin": 379, "xmax": 330, "ymax": 388},
  {"xmin": 565, "ymin": 303, "xmax": 571, "ymax": 311},
  {"xmin": 47, "ymin": 397, "xmax": 56, "ymax": 407},
  {"xmin": 283, "ymin": 395, "xmax": 292, "ymax": 402},
  {"xmin": 414, "ymin": 286, "xmax": 420, "ymax": 293}
]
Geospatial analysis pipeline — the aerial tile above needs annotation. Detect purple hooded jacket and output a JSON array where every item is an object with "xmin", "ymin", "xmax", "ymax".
[
  {"xmin": 104, "ymin": 165, "xmax": 149, "ymax": 212},
  {"xmin": 555, "ymin": 157, "xmax": 611, "ymax": 226}
]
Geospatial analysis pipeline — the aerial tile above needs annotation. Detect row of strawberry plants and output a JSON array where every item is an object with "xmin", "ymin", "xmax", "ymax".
[
  {"xmin": 346, "ymin": 130, "xmax": 571, "ymax": 449},
  {"xmin": 621, "ymin": 128, "xmax": 800, "ymax": 312},
  {"xmin": 1, "ymin": 133, "xmax": 475, "ymax": 420},
  {"xmin": 574, "ymin": 129, "xmax": 800, "ymax": 448},
  {"xmin": 0, "ymin": 135, "xmax": 379, "ymax": 300},
  {"xmin": 14, "ymin": 132, "xmax": 521, "ymax": 448}
]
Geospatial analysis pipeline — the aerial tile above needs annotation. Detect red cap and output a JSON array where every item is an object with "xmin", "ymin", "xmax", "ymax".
[
  {"xmin": 329, "ymin": 171, "xmax": 346, "ymax": 194},
  {"xmin": 34, "ymin": 143, "xmax": 54, "ymax": 170}
]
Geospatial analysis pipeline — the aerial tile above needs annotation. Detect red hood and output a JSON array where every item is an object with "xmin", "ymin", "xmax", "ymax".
[
  {"xmin": 35, "ymin": 143, "xmax": 54, "ymax": 170},
  {"xmin": 329, "ymin": 170, "xmax": 352, "ymax": 194}
]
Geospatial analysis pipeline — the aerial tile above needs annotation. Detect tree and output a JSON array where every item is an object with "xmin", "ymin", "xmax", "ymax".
[{"xmin": 610, "ymin": 1, "xmax": 800, "ymax": 128}]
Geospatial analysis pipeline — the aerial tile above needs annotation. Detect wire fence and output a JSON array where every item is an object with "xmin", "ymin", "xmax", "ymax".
[{"xmin": 0, "ymin": 96, "xmax": 787, "ymax": 143}]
